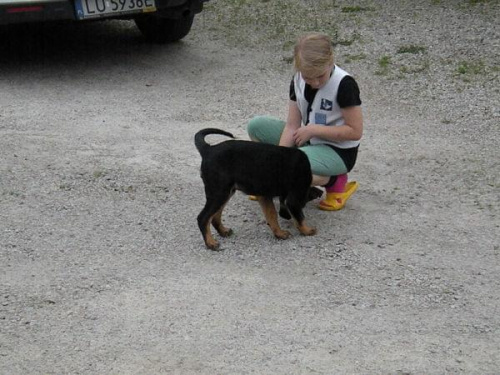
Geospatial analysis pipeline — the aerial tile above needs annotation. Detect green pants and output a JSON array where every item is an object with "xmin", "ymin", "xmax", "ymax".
[{"xmin": 247, "ymin": 116, "xmax": 347, "ymax": 176}]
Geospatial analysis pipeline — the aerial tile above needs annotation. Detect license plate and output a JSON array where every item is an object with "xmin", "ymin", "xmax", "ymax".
[{"xmin": 75, "ymin": 0, "xmax": 156, "ymax": 20}]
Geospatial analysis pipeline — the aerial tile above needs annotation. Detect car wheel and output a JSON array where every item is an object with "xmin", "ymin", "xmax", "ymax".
[{"xmin": 135, "ymin": 14, "xmax": 195, "ymax": 43}]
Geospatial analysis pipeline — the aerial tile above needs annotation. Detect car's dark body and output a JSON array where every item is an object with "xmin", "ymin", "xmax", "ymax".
[{"xmin": 0, "ymin": 0, "xmax": 209, "ymax": 42}]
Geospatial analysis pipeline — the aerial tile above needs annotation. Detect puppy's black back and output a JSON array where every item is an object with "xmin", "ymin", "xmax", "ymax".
[{"xmin": 201, "ymin": 139, "xmax": 311, "ymax": 198}]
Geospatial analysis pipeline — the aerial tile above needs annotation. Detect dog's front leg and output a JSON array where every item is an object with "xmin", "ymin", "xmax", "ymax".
[
  {"xmin": 257, "ymin": 197, "xmax": 290, "ymax": 240},
  {"xmin": 286, "ymin": 205, "xmax": 317, "ymax": 237},
  {"xmin": 296, "ymin": 221, "xmax": 317, "ymax": 236}
]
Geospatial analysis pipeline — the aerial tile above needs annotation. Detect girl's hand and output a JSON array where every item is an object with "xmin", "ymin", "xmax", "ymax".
[{"xmin": 293, "ymin": 126, "xmax": 314, "ymax": 146}]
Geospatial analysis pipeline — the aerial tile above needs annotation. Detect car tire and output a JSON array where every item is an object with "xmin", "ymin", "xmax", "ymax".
[{"xmin": 135, "ymin": 14, "xmax": 194, "ymax": 43}]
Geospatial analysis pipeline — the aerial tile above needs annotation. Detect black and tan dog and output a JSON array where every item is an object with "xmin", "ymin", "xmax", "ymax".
[{"xmin": 195, "ymin": 128, "xmax": 316, "ymax": 250}]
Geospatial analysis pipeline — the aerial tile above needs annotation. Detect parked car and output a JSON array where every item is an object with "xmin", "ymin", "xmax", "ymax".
[{"xmin": 0, "ymin": 0, "xmax": 209, "ymax": 43}]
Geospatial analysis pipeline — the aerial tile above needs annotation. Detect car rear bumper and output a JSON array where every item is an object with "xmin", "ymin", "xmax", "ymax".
[
  {"xmin": 0, "ymin": 0, "xmax": 73, "ymax": 25},
  {"xmin": 0, "ymin": 0, "xmax": 208, "ymax": 25}
]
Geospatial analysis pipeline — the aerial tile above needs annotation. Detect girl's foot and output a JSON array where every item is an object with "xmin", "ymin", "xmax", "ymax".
[{"xmin": 319, "ymin": 181, "xmax": 358, "ymax": 211}]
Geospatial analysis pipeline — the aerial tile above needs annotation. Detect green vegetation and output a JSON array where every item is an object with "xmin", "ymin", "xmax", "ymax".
[
  {"xmin": 341, "ymin": 6, "xmax": 373, "ymax": 13},
  {"xmin": 397, "ymin": 45, "xmax": 426, "ymax": 54},
  {"xmin": 455, "ymin": 60, "xmax": 488, "ymax": 82},
  {"xmin": 93, "ymin": 169, "xmax": 107, "ymax": 179},
  {"xmin": 59, "ymin": 183, "xmax": 72, "ymax": 191},
  {"xmin": 399, "ymin": 60, "xmax": 430, "ymax": 75},
  {"xmin": 375, "ymin": 55, "xmax": 391, "ymax": 75},
  {"xmin": 7, "ymin": 191, "xmax": 24, "ymax": 198},
  {"xmin": 343, "ymin": 53, "xmax": 366, "ymax": 64},
  {"xmin": 335, "ymin": 32, "xmax": 362, "ymax": 47},
  {"xmin": 457, "ymin": 60, "xmax": 485, "ymax": 75}
]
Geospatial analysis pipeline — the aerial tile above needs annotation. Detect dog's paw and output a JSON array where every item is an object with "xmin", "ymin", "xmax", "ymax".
[
  {"xmin": 219, "ymin": 228, "xmax": 233, "ymax": 238},
  {"xmin": 205, "ymin": 239, "xmax": 221, "ymax": 251},
  {"xmin": 274, "ymin": 229, "xmax": 291, "ymax": 240},
  {"xmin": 299, "ymin": 226, "xmax": 317, "ymax": 236}
]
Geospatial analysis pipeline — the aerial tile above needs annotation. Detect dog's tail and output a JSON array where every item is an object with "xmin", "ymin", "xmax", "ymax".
[{"xmin": 194, "ymin": 128, "xmax": 235, "ymax": 156}]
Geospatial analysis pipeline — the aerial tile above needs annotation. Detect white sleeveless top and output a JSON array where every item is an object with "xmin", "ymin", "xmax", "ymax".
[{"xmin": 294, "ymin": 65, "xmax": 360, "ymax": 149}]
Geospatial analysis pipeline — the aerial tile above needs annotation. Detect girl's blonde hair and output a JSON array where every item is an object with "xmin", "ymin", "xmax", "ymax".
[{"xmin": 294, "ymin": 32, "xmax": 334, "ymax": 76}]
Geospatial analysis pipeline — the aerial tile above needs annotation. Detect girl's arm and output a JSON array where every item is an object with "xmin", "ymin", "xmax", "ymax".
[
  {"xmin": 280, "ymin": 100, "xmax": 302, "ymax": 147},
  {"xmin": 293, "ymin": 105, "xmax": 363, "ymax": 146}
]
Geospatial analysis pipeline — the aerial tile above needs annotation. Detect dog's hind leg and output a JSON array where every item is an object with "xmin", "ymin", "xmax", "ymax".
[
  {"xmin": 257, "ymin": 197, "xmax": 291, "ymax": 240},
  {"xmin": 212, "ymin": 191, "xmax": 235, "ymax": 238},
  {"xmin": 198, "ymin": 193, "xmax": 231, "ymax": 250}
]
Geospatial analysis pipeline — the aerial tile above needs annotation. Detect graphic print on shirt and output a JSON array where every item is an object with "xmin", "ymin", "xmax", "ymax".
[{"xmin": 320, "ymin": 98, "xmax": 333, "ymax": 111}]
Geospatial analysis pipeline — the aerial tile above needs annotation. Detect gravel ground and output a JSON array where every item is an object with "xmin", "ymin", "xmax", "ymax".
[{"xmin": 0, "ymin": 0, "xmax": 499, "ymax": 373}]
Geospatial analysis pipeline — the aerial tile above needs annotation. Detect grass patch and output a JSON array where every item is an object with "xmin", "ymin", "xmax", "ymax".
[
  {"xmin": 457, "ymin": 60, "xmax": 485, "ymax": 75},
  {"xmin": 343, "ymin": 53, "xmax": 366, "ymax": 64},
  {"xmin": 337, "ymin": 39, "xmax": 355, "ymax": 46},
  {"xmin": 399, "ymin": 60, "xmax": 430, "ymax": 74},
  {"xmin": 7, "ymin": 191, "xmax": 24, "ymax": 198},
  {"xmin": 455, "ymin": 60, "xmax": 487, "ymax": 82},
  {"xmin": 93, "ymin": 169, "xmax": 107, "ymax": 179},
  {"xmin": 59, "ymin": 183, "xmax": 72, "ymax": 191},
  {"xmin": 375, "ymin": 55, "xmax": 391, "ymax": 75},
  {"xmin": 341, "ymin": 6, "xmax": 373, "ymax": 13},
  {"xmin": 397, "ymin": 45, "xmax": 426, "ymax": 54},
  {"xmin": 334, "ymin": 32, "xmax": 362, "ymax": 47}
]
